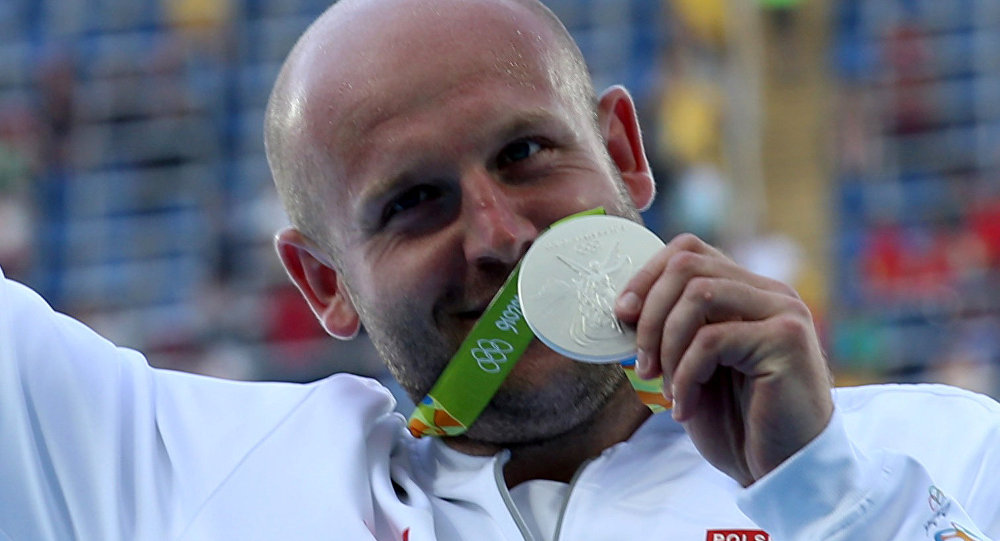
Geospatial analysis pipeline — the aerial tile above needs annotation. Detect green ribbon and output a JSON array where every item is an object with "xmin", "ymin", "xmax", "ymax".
[{"xmin": 407, "ymin": 265, "xmax": 532, "ymax": 437}]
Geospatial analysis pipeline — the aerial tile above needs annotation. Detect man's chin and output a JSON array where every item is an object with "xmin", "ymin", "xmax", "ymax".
[
  {"xmin": 403, "ymin": 326, "xmax": 624, "ymax": 441},
  {"xmin": 464, "ymin": 358, "xmax": 628, "ymax": 444}
]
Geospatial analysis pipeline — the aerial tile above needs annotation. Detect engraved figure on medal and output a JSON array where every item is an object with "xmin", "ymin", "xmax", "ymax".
[{"xmin": 554, "ymin": 243, "xmax": 632, "ymax": 347}]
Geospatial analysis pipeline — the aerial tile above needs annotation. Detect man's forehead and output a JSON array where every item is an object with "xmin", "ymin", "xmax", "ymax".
[
  {"xmin": 318, "ymin": 0, "xmax": 549, "ymax": 49},
  {"xmin": 295, "ymin": 0, "xmax": 559, "ymax": 130}
]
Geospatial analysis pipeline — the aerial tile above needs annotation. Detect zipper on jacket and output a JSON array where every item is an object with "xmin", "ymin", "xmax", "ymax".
[
  {"xmin": 551, "ymin": 457, "xmax": 594, "ymax": 541},
  {"xmin": 492, "ymin": 450, "xmax": 597, "ymax": 541},
  {"xmin": 492, "ymin": 451, "xmax": 535, "ymax": 541}
]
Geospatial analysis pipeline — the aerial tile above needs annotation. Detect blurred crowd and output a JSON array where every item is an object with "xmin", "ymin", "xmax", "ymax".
[{"xmin": 1, "ymin": 0, "xmax": 998, "ymax": 401}]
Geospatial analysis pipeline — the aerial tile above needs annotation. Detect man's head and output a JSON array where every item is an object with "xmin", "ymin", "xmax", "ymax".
[
  {"xmin": 267, "ymin": 0, "xmax": 602, "ymax": 255},
  {"xmin": 265, "ymin": 0, "xmax": 656, "ymax": 443}
]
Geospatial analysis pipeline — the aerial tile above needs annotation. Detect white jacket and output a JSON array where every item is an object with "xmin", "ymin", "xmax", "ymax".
[{"xmin": 2, "ymin": 268, "xmax": 999, "ymax": 540}]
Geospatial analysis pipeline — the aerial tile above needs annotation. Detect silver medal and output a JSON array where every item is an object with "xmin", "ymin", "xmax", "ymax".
[{"xmin": 517, "ymin": 215, "xmax": 665, "ymax": 363}]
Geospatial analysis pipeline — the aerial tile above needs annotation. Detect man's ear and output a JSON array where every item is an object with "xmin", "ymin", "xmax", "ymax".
[
  {"xmin": 274, "ymin": 227, "xmax": 361, "ymax": 340},
  {"xmin": 597, "ymin": 85, "xmax": 656, "ymax": 211}
]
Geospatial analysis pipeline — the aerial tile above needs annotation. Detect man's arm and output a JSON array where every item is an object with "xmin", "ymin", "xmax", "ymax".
[
  {"xmin": 0, "ymin": 267, "xmax": 170, "ymax": 538},
  {"xmin": 0, "ymin": 267, "xmax": 396, "ymax": 539},
  {"xmin": 741, "ymin": 401, "xmax": 999, "ymax": 540}
]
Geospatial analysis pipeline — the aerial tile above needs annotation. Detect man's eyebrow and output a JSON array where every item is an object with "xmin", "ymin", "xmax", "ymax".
[
  {"xmin": 350, "ymin": 108, "xmax": 568, "ymax": 221},
  {"xmin": 492, "ymin": 109, "xmax": 565, "ymax": 142}
]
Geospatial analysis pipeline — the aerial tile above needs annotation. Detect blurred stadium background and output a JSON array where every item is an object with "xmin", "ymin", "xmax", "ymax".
[{"xmin": 1, "ymin": 0, "xmax": 998, "ymax": 409}]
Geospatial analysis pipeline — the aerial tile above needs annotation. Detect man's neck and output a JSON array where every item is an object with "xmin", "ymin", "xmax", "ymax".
[{"xmin": 443, "ymin": 384, "xmax": 652, "ymax": 487}]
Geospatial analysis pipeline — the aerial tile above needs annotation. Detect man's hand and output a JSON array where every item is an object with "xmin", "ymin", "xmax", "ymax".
[{"xmin": 615, "ymin": 233, "xmax": 834, "ymax": 487}]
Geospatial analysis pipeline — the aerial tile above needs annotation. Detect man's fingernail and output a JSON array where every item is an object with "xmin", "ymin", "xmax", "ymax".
[
  {"xmin": 636, "ymin": 348, "xmax": 648, "ymax": 374},
  {"xmin": 671, "ymin": 400, "xmax": 683, "ymax": 421},
  {"xmin": 616, "ymin": 291, "xmax": 641, "ymax": 313}
]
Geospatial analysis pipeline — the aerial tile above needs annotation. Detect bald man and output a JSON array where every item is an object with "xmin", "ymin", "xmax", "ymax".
[{"xmin": 2, "ymin": 0, "xmax": 999, "ymax": 539}]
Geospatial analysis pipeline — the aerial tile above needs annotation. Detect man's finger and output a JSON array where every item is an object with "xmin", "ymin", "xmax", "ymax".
[
  {"xmin": 668, "ymin": 316, "xmax": 815, "ymax": 421},
  {"xmin": 657, "ymin": 278, "xmax": 802, "ymax": 388},
  {"xmin": 626, "ymin": 250, "xmax": 798, "ymax": 378},
  {"xmin": 614, "ymin": 233, "xmax": 719, "ymax": 323}
]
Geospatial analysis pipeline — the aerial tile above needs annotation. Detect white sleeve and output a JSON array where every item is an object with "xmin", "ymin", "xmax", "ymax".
[
  {"xmin": 737, "ymin": 407, "xmax": 1000, "ymax": 541},
  {"xmin": 0, "ymin": 268, "xmax": 171, "ymax": 539}
]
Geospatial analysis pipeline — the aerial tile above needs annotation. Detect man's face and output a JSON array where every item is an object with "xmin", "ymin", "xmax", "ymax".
[{"xmin": 294, "ymin": 0, "xmax": 647, "ymax": 442}]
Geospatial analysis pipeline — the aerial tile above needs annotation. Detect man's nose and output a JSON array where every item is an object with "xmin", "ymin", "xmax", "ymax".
[{"xmin": 460, "ymin": 170, "xmax": 538, "ymax": 267}]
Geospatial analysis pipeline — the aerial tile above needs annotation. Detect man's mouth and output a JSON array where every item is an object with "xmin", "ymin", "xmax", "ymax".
[
  {"xmin": 454, "ymin": 306, "xmax": 487, "ymax": 322},
  {"xmin": 440, "ymin": 278, "xmax": 513, "ymax": 334},
  {"xmin": 451, "ymin": 289, "xmax": 504, "ymax": 321},
  {"xmin": 449, "ymin": 302, "xmax": 493, "ymax": 339}
]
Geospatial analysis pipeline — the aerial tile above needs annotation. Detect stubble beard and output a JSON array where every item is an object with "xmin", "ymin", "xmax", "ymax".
[{"xmin": 463, "ymin": 351, "xmax": 628, "ymax": 444}]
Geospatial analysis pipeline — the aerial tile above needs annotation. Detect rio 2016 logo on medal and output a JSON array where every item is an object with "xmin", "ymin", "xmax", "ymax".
[{"xmin": 518, "ymin": 215, "xmax": 664, "ymax": 363}]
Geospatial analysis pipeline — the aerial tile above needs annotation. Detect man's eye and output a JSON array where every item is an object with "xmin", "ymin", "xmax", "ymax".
[
  {"xmin": 382, "ymin": 185, "xmax": 442, "ymax": 224},
  {"xmin": 496, "ymin": 139, "xmax": 542, "ymax": 168}
]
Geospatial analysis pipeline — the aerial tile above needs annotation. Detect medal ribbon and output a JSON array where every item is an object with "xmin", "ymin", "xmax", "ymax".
[{"xmin": 407, "ymin": 209, "xmax": 670, "ymax": 438}]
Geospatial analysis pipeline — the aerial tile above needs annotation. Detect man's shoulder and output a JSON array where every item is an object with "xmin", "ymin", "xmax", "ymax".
[
  {"xmin": 152, "ymin": 372, "xmax": 404, "ymax": 486},
  {"xmin": 178, "ymin": 371, "xmax": 399, "ymax": 425},
  {"xmin": 828, "ymin": 383, "xmax": 1000, "ymax": 504},
  {"xmin": 311, "ymin": 372, "xmax": 402, "ymax": 413},
  {"xmin": 152, "ymin": 371, "xmax": 400, "ymax": 455},
  {"xmin": 832, "ymin": 383, "xmax": 1000, "ymax": 457},
  {"xmin": 833, "ymin": 382, "xmax": 1000, "ymax": 417}
]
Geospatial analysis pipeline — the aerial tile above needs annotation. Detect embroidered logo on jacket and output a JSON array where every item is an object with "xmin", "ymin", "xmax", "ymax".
[
  {"xmin": 934, "ymin": 523, "xmax": 983, "ymax": 541},
  {"xmin": 706, "ymin": 530, "xmax": 770, "ymax": 541}
]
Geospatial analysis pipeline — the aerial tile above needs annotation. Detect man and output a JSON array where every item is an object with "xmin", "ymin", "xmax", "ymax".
[{"xmin": 1, "ymin": 0, "xmax": 998, "ymax": 539}]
